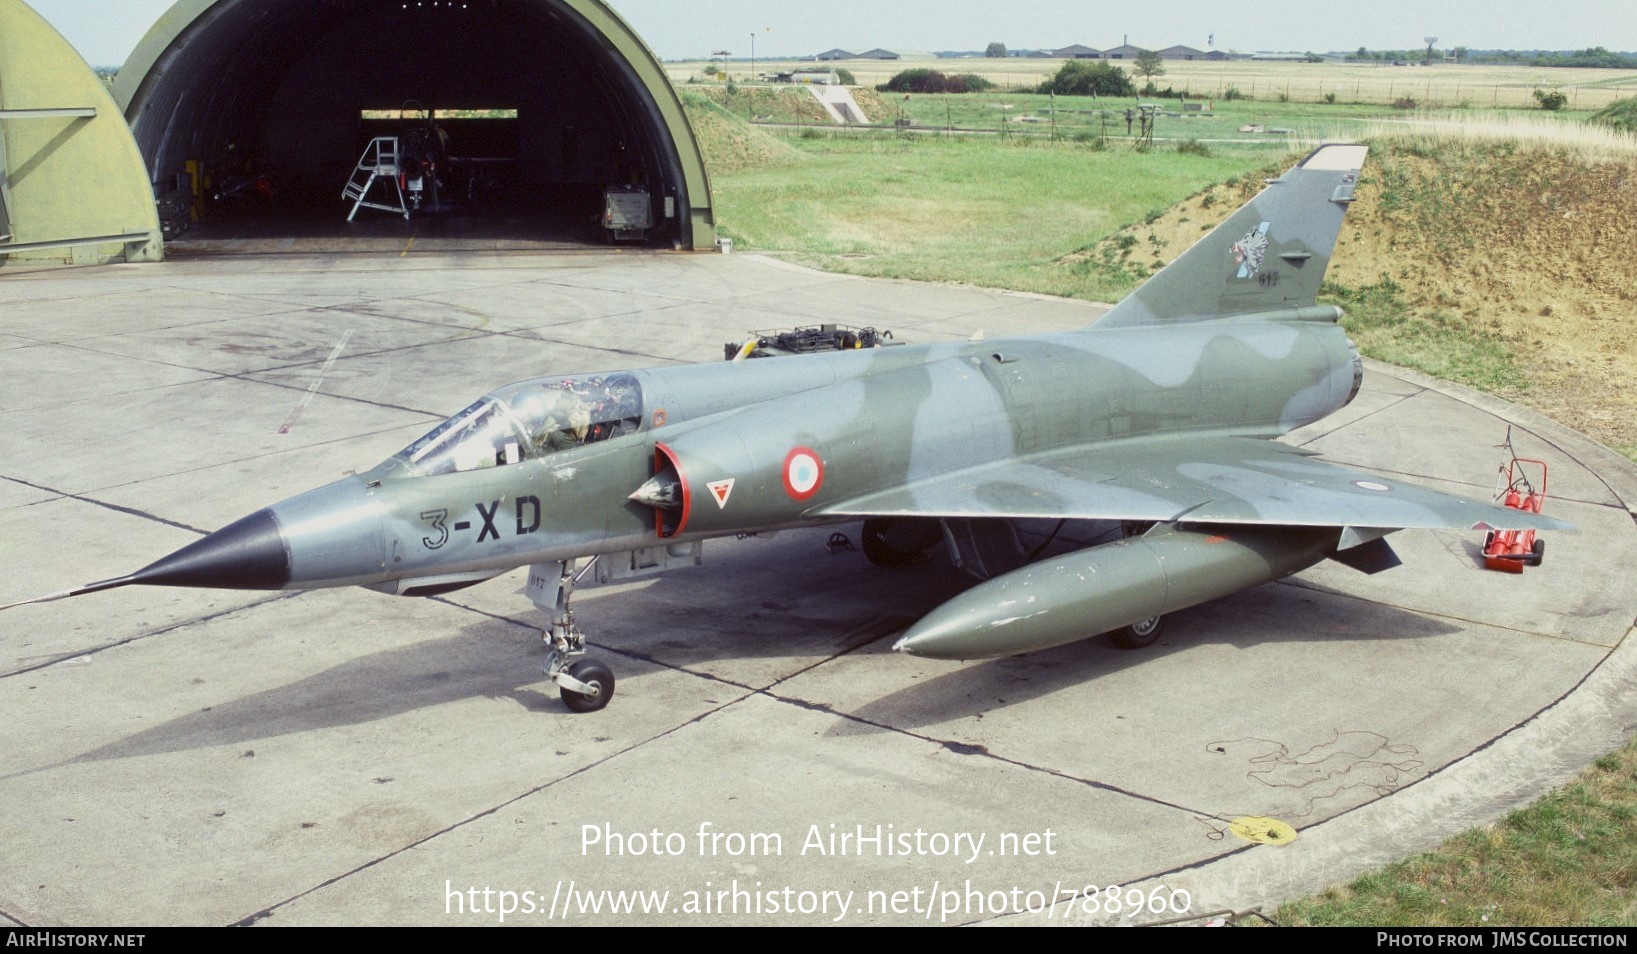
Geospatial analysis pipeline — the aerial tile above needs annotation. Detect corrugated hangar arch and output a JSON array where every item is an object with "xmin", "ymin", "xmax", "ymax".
[{"xmin": 113, "ymin": 0, "xmax": 715, "ymax": 248}]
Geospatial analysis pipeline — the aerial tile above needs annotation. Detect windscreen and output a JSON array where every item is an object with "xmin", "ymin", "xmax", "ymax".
[{"xmin": 393, "ymin": 373, "xmax": 643, "ymax": 476}]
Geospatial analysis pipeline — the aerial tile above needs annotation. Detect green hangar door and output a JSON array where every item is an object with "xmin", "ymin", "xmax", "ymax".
[{"xmin": 116, "ymin": 0, "xmax": 715, "ymax": 249}]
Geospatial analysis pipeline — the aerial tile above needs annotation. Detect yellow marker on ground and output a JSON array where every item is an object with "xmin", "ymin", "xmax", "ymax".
[{"xmin": 1228, "ymin": 816, "xmax": 1298, "ymax": 845}]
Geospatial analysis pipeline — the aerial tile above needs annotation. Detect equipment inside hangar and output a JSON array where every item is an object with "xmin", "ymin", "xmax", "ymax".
[{"xmin": 113, "ymin": 0, "xmax": 714, "ymax": 249}]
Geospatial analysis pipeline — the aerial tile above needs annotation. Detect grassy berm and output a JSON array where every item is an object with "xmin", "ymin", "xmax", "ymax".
[{"xmin": 1069, "ymin": 134, "xmax": 1637, "ymax": 457}]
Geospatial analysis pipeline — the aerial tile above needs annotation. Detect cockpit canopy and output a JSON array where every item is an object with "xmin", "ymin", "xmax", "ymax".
[{"xmin": 392, "ymin": 373, "xmax": 644, "ymax": 476}]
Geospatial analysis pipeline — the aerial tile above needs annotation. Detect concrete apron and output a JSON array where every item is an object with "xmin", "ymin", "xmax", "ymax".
[{"xmin": 0, "ymin": 251, "xmax": 1631, "ymax": 926}]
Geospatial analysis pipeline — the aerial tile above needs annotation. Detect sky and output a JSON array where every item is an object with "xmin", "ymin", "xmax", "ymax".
[{"xmin": 21, "ymin": 0, "xmax": 1637, "ymax": 68}]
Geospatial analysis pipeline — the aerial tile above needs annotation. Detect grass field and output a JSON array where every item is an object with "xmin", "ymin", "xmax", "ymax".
[
  {"xmin": 708, "ymin": 132, "xmax": 1263, "ymax": 302},
  {"xmin": 671, "ymin": 56, "xmax": 1637, "ymax": 110},
  {"xmin": 690, "ymin": 72, "xmax": 1614, "ymax": 154},
  {"xmin": 700, "ymin": 83, "xmax": 1434, "ymax": 147}
]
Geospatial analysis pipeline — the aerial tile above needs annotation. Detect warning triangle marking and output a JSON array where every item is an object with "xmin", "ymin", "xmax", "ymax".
[{"xmin": 708, "ymin": 478, "xmax": 735, "ymax": 509}]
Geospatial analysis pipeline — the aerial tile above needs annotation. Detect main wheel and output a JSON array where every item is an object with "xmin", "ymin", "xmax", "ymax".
[
  {"xmin": 1528, "ymin": 538, "xmax": 1546, "ymax": 566},
  {"xmin": 560, "ymin": 659, "xmax": 615, "ymax": 713},
  {"xmin": 1109, "ymin": 615, "xmax": 1165, "ymax": 650}
]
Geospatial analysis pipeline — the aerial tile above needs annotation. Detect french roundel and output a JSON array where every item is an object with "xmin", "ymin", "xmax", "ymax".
[{"xmin": 782, "ymin": 447, "xmax": 824, "ymax": 501}]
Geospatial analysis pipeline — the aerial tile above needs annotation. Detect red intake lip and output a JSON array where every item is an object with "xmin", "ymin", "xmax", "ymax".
[{"xmin": 654, "ymin": 442, "xmax": 690, "ymax": 538}]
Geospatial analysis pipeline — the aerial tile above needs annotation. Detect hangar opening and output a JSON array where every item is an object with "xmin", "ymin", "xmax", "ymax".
[{"xmin": 115, "ymin": 0, "xmax": 714, "ymax": 250}]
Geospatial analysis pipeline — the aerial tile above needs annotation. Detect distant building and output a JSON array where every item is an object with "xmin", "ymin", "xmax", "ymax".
[
  {"xmin": 1157, "ymin": 45, "xmax": 1207, "ymax": 60},
  {"xmin": 857, "ymin": 48, "xmax": 901, "ymax": 60},
  {"xmin": 815, "ymin": 49, "xmax": 855, "ymax": 61},
  {"xmin": 1250, "ymin": 51, "xmax": 1312, "ymax": 61},
  {"xmin": 1033, "ymin": 41, "xmax": 1238, "ymax": 61}
]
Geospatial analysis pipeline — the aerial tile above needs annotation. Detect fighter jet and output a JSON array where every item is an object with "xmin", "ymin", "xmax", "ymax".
[{"xmin": 13, "ymin": 143, "xmax": 1569, "ymax": 712}]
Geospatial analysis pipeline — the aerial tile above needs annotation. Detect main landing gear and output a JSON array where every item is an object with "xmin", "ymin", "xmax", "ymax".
[
  {"xmin": 1103, "ymin": 522, "xmax": 1165, "ymax": 650},
  {"xmin": 1108, "ymin": 614, "xmax": 1166, "ymax": 649},
  {"xmin": 531, "ymin": 560, "xmax": 616, "ymax": 713}
]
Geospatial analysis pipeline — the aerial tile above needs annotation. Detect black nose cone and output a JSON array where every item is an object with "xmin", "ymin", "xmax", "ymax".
[{"xmin": 126, "ymin": 508, "xmax": 291, "ymax": 590}]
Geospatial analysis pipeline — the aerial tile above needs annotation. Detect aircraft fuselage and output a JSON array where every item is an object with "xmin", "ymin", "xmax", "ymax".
[{"xmin": 253, "ymin": 316, "xmax": 1359, "ymax": 596}]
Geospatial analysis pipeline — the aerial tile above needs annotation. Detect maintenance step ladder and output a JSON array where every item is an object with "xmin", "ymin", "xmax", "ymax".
[{"xmin": 342, "ymin": 137, "xmax": 409, "ymax": 221}]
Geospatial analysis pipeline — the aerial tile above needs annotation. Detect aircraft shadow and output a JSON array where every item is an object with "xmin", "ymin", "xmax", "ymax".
[
  {"xmin": 22, "ymin": 616, "xmax": 560, "ymax": 773},
  {"xmin": 28, "ymin": 533, "xmax": 1459, "ymax": 769}
]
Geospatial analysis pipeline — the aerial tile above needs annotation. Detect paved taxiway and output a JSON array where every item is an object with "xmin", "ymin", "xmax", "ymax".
[{"xmin": 1, "ymin": 250, "xmax": 1632, "ymax": 925}]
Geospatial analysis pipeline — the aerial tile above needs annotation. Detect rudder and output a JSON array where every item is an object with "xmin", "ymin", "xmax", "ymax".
[{"xmin": 1094, "ymin": 143, "xmax": 1368, "ymax": 329}]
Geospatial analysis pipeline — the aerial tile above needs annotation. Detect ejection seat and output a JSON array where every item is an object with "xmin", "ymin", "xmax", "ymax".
[{"xmin": 341, "ymin": 137, "xmax": 410, "ymax": 221}]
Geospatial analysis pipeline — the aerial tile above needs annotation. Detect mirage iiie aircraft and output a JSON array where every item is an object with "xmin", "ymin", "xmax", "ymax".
[{"xmin": 17, "ymin": 143, "xmax": 1569, "ymax": 712}]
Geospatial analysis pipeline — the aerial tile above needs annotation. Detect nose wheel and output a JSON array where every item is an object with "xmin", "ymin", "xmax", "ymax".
[
  {"xmin": 555, "ymin": 659, "xmax": 615, "ymax": 712},
  {"xmin": 534, "ymin": 559, "xmax": 617, "ymax": 713}
]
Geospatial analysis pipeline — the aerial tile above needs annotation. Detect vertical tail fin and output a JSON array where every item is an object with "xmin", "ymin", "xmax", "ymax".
[{"xmin": 1095, "ymin": 143, "xmax": 1368, "ymax": 329}]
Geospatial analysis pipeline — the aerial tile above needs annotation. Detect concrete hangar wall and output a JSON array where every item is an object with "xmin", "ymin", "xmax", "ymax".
[{"xmin": 113, "ymin": 0, "xmax": 715, "ymax": 248}]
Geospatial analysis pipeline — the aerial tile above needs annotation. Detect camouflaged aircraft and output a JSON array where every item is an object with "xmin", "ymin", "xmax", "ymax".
[{"xmin": 16, "ymin": 143, "xmax": 1570, "ymax": 712}]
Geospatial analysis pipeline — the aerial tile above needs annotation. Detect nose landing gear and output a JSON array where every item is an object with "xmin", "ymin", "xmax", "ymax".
[
  {"xmin": 531, "ymin": 560, "xmax": 616, "ymax": 713},
  {"xmin": 556, "ymin": 658, "xmax": 615, "ymax": 713}
]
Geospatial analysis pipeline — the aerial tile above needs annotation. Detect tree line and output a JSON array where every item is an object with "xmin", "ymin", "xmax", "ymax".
[
  {"xmin": 1349, "ymin": 46, "xmax": 1637, "ymax": 68},
  {"xmin": 881, "ymin": 60, "xmax": 1149, "ymax": 98}
]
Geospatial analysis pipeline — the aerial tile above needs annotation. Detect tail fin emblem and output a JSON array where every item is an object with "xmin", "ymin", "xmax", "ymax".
[{"xmin": 1232, "ymin": 221, "xmax": 1271, "ymax": 279}]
